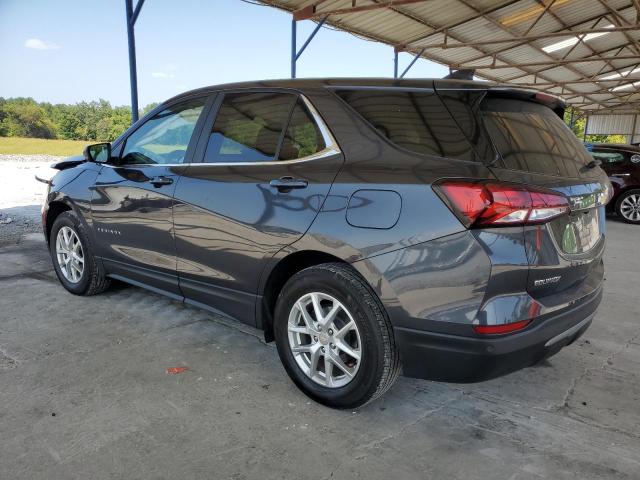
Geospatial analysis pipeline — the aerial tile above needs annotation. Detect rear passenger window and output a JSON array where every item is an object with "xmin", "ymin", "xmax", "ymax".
[
  {"xmin": 279, "ymin": 100, "xmax": 326, "ymax": 160},
  {"xmin": 204, "ymin": 92, "xmax": 295, "ymax": 163},
  {"xmin": 335, "ymin": 89, "xmax": 475, "ymax": 161}
]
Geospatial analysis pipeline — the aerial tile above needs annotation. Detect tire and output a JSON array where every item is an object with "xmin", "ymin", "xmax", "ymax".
[
  {"xmin": 49, "ymin": 210, "xmax": 110, "ymax": 295},
  {"xmin": 274, "ymin": 263, "xmax": 400, "ymax": 408},
  {"xmin": 615, "ymin": 189, "xmax": 640, "ymax": 224}
]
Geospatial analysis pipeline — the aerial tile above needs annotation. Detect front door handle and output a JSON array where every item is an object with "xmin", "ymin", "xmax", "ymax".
[
  {"xmin": 269, "ymin": 177, "xmax": 308, "ymax": 192},
  {"xmin": 149, "ymin": 176, "xmax": 174, "ymax": 187}
]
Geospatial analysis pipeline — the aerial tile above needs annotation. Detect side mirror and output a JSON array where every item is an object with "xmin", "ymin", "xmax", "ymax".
[
  {"xmin": 631, "ymin": 154, "xmax": 640, "ymax": 164},
  {"xmin": 84, "ymin": 143, "xmax": 111, "ymax": 163}
]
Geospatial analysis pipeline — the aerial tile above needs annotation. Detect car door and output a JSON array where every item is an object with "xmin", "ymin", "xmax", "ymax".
[
  {"xmin": 172, "ymin": 90, "xmax": 343, "ymax": 324},
  {"xmin": 591, "ymin": 148, "xmax": 631, "ymax": 199},
  {"xmin": 91, "ymin": 95, "xmax": 210, "ymax": 296}
]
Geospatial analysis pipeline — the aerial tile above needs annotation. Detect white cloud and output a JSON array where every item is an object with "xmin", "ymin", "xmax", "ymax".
[
  {"xmin": 24, "ymin": 38, "xmax": 60, "ymax": 50},
  {"xmin": 151, "ymin": 72, "xmax": 176, "ymax": 79}
]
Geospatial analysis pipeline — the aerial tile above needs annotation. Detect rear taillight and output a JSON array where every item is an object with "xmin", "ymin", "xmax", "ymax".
[{"xmin": 434, "ymin": 180, "xmax": 570, "ymax": 228}]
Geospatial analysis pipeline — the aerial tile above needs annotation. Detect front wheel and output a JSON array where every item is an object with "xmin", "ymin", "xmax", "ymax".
[
  {"xmin": 616, "ymin": 189, "xmax": 640, "ymax": 224},
  {"xmin": 274, "ymin": 263, "xmax": 400, "ymax": 408},
  {"xmin": 50, "ymin": 211, "xmax": 110, "ymax": 295}
]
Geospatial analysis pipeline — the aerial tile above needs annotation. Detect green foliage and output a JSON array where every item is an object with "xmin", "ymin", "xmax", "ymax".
[
  {"xmin": 0, "ymin": 97, "xmax": 157, "ymax": 142},
  {"xmin": 0, "ymin": 98, "xmax": 57, "ymax": 139}
]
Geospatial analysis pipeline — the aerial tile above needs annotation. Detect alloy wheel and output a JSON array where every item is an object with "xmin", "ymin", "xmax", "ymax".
[
  {"xmin": 56, "ymin": 226, "xmax": 84, "ymax": 283},
  {"xmin": 620, "ymin": 194, "xmax": 640, "ymax": 222},
  {"xmin": 287, "ymin": 292, "xmax": 362, "ymax": 388}
]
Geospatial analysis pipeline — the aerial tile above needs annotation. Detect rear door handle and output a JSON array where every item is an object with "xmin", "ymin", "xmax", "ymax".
[
  {"xmin": 149, "ymin": 176, "xmax": 174, "ymax": 187},
  {"xmin": 269, "ymin": 177, "xmax": 308, "ymax": 191}
]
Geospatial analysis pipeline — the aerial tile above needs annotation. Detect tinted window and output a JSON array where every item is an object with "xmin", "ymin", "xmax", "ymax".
[
  {"xmin": 121, "ymin": 98, "xmax": 205, "ymax": 165},
  {"xmin": 336, "ymin": 89, "xmax": 475, "ymax": 161},
  {"xmin": 482, "ymin": 98, "xmax": 594, "ymax": 178},
  {"xmin": 279, "ymin": 100, "xmax": 326, "ymax": 160},
  {"xmin": 438, "ymin": 90, "xmax": 494, "ymax": 162},
  {"xmin": 204, "ymin": 92, "xmax": 295, "ymax": 163},
  {"xmin": 591, "ymin": 151, "xmax": 625, "ymax": 164}
]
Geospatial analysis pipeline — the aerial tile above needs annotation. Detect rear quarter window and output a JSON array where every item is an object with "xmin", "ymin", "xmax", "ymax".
[{"xmin": 335, "ymin": 89, "xmax": 477, "ymax": 162}]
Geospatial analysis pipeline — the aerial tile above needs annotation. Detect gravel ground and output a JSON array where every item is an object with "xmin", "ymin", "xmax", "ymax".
[{"xmin": 0, "ymin": 154, "xmax": 59, "ymax": 246}]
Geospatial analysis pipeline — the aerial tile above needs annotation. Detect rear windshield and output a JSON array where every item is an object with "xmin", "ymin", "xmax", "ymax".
[
  {"xmin": 335, "ymin": 89, "xmax": 477, "ymax": 162},
  {"xmin": 482, "ymin": 98, "xmax": 594, "ymax": 178}
]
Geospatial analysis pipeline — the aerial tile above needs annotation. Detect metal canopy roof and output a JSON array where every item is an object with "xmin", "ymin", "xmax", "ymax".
[{"xmin": 260, "ymin": 0, "xmax": 640, "ymax": 114}]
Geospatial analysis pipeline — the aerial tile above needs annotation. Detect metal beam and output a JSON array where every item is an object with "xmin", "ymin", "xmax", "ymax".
[
  {"xmin": 293, "ymin": 0, "xmax": 430, "ymax": 20},
  {"xmin": 393, "ymin": 49, "xmax": 399, "ymax": 78},
  {"xmin": 125, "ymin": 0, "xmax": 141, "ymax": 124},
  {"xmin": 388, "ymin": 0, "xmax": 608, "ymax": 108},
  {"xmin": 291, "ymin": 18, "xmax": 296, "ymax": 78},
  {"xmin": 131, "ymin": 0, "xmax": 146, "ymax": 25},
  {"xmin": 291, "ymin": 16, "xmax": 327, "ymax": 78},
  {"xmin": 400, "ymin": 47, "xmax": 426, "ymax": 78},
  {"xmin": 406, "ymin": 25, "xmax": 640, "ymax": 50},
  {"xmin": 448, "ymin": 54, "xmax": 640, "ymax": 70},
  {"xmin": 399, "ymin": 0, "xmax": 521, "ymax": 47},
  {"xmin": 436, "ymin": 4, "xmax": 637, "ymax": 71}
]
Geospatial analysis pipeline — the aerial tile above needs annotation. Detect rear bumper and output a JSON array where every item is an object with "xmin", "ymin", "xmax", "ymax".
[{"xmin": 395, "ymin": 285, "xmax": 602, "ymax": 383}]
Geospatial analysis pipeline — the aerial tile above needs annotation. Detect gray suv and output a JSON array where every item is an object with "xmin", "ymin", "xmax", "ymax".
[{"xmin": 42, "ymin": 79, "xmax": 609, "ymax": 408}]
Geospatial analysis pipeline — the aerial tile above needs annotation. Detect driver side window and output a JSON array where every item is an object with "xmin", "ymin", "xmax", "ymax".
[{"xmin": 120, "ymin": 98, "xmax": 206, "ymax": 165}]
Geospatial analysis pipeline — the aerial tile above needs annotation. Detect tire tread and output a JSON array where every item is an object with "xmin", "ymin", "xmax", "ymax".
[
  {"xmin": 279, "ymin": 262, "xmax": 400, "ymax": 407},
  {"xmin": 51, "ymin": 211, "xmax": 110, "ymax": 296}
]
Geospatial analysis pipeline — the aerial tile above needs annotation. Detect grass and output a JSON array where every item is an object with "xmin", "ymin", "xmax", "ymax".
[{"xmin": 0, "ymin": 137, "xmax": 90, "ymax": 157}]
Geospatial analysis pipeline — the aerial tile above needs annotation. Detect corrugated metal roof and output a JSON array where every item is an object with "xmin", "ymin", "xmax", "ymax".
[
  {"xmin": 586, "ymin": 114, "xmax": 636, "ymax": 133},
  {"xmin": 260, "ymin": 0, "xmax": 640, "ymax": 113}
]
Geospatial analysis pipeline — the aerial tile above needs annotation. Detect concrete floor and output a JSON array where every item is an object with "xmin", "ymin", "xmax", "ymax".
[{"xmin": 1, "ymin": 220, "xmax": 639, "ymax": 480}]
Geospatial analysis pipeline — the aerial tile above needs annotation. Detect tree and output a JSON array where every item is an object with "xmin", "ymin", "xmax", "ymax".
[{"xmin": 0, "ymin": 99, "xmax": 57, "ymax": 138}]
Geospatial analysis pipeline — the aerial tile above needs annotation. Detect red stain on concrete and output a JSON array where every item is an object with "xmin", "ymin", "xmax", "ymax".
[{"xmin": 166, "ymin": 367, "xmax": 189, "ymax": 375}]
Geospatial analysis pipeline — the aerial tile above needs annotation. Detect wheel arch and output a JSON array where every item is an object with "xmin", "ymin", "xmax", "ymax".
[
  {"xmin": 259, "ymin": 250, "xmax": 348, "ymax": 342},
  {"xmin": 44, "ymin": 200, "xmax": 72, "ymax": 244}
]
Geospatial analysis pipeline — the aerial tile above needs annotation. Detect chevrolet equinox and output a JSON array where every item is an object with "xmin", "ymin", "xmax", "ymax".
[{"xmin": 42, "ymin": 79, "xmax": 610, "ymax": 408}]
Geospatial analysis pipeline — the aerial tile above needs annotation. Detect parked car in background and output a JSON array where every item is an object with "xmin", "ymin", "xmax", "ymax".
[
  {"xmin": 42, "ymin": 79, "xmax": 610, "ymax": 408},
  {"xmin": 586, "ymin": 143, "xmax": 640, "ymax": 224}
]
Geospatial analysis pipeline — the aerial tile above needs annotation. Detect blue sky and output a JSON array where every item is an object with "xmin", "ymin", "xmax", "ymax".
[{"xmin": 0, "ymin": 0, "xmax": 448, "ymax": 107}]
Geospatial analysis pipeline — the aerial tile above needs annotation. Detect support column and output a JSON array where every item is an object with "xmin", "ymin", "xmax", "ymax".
[
  {"xmin": 291, "ymin": 18, "xmax": 297, "ymax": 79},
  {"xmin": 393, "ymin": 49, "xmax": 398, "ymax": 78},
  {"xmin": 290, "ymin": 16, "xmax": 326, "ymax": 79},
  {"xmin": 125, "ymin": 0, "xmax": 139, "ymax": 124},
  {"xmin": 583, "ymin": 115, "xmax": 589, "ymax": 142}
]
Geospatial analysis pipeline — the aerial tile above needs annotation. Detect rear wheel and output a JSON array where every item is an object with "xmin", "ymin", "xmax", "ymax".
[
  {"xmin": 616, "ymin": 189, "xmax": 640, "ymax": 224},
  {"xmin": 274, "ymin": 263, "xmax": 400, "ymax": 408},
  {"xmin": 50, "ymin": 211, "xmax": 110, "ymax": 295}
]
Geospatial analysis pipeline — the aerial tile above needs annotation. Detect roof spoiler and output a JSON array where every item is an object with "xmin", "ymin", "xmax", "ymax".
[
  {"xmin": 486, "ymin": 87, "xmax": 566, "ymax": 118},
  {"xmin": 443, "ymin": 69, "xmax": 475, "ymax": 81}
]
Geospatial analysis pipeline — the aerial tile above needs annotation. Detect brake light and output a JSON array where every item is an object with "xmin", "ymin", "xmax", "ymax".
[
  {"xmin": 473, "ymin": 319, "xmax": 531, "ymax": 335},
  {"xmin": 434, "ymin": 180, "xmax": 570, "ymax": 228}
]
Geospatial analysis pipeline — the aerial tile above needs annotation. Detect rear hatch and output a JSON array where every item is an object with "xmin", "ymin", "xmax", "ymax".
[{"xmin": 479, "ymin": 92, "xmax": 610, "ymax": 306}]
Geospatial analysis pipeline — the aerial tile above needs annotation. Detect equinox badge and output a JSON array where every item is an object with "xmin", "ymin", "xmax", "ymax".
[{"xmin": 534, "ymin": 276, "xmax": 561, "ymax": 287}]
